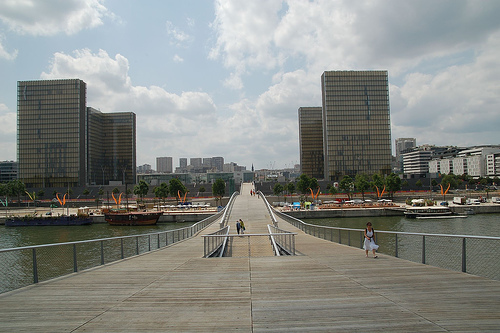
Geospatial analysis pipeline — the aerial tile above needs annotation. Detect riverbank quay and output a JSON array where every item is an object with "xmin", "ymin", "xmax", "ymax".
[
  {"xmin": 0, "ymin": 208, "xmax": 217, "ymax": 225},
  {"xmin": 279, "ymin": 202, "xmax": 500, "ymax": 219},
  {"xmin": 0, "ymin": 184, "xmax": 499, "ymax": 331}
]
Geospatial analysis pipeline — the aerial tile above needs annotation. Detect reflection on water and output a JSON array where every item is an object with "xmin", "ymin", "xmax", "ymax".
[
  {"xmin": 0, "ymin": 222, "xmax": 196, "ymax": 294},
  {"xmin": 0, "ymin": 222, "xmax": 194, "ymax": 249},
  {"xmin": 304, "ymin": 213, "xmax": 500, "ymax": 237}
]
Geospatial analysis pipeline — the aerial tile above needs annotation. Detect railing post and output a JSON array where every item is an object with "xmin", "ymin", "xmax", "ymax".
[
  {"xmin": 348, "ymin": 230, "xmax": 351, "ymax": 246},
  {"xmin": 395, "ymin": 234, "xmax": 398, "ymax": 258},
  {"xmin": 148, "ymin": 235, "xmax": 151, "ymax": 251},
  {"xmin": 422, "ymin": 235, "xmax": 426, "ymax": 264},
  {"xmin": 100, "ymin": 241, "xmax": 104, "ymax": 265},
  {"xmin": 121, "ymin": 238, "xmax": 124, "ymax": 259},
  {"xmin": 338, "ymin": 229, "xmax": 341, "ymax": 244},
  {"xmin": 136, "ymin": 237, "xmax": 139, "ymax": 255},
  {"xmin": 360, "ymin": 232, "xmax": 364, "ymax": 249},
  {"xmin": 73, "ymin": 244, "xmax": 78, "ymax": 272},
  {"xmin": 158, "ymin": 234, "xmax": 160, "ymax": 249},
  {"xmin": 32, "ymin": 248, "xmax": 38, "ymax": 284},
  {"xmin": 462, "ymin": 237, "xmax": 467, "ymax": 273}
]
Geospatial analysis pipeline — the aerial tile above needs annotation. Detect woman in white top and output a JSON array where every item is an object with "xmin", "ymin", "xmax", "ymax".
[{"xmin": 364, "ymin": 222, "xmax": 379, "ymax": 258}]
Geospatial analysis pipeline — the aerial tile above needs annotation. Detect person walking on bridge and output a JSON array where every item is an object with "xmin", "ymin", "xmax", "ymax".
[
  {"xmin": 239, "ymin": 219, "xmax": 246, "ymax": 234},
  {"xmin": 364, "ymin": 222, "xmax": 379, "ymax": 258},
  {"xmin": 236, "ymin": 220, "xmax": 241, "ymax": 234}
]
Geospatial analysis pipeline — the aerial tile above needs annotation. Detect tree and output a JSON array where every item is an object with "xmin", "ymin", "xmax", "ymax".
[
  {"xmin": 296, "ymin": 174, "xmax": 311, "ymax": 194},
  {"xmin": 212, "ymin": 178, "xmax": 225, "ymax": 206},
  {"xmin": 339, "ymin": 175, "xmax": 354, "ymax": 200},
  {"xmin": 83, "ymin": 189, "xmax": 90, "ymax": 198},
  {"xmin": 7, "ymin": 180, "xmax": 26, "ymax": 207},
  {"xmin": 37, "ymin": 189, "xmax": 45, "ymax": 199},
  {"xmin": 328, "ymin": 185, "xmax": 338, "ymax": 195},
  {"xmin": 133, "ymin": 180, "xmax": 149, "ymax": 202},
  {"xmin": 169, "ymin": 178, "xmax": 187, "ymax": 204},
  {"xmin": 285, "ymin": 182, "xmax": 295, "ymax": 195},
  {"xmin": 385, "ymin": 173, "xmax": 402, "ymax": 199},
  {"xmin": 371, "ymin": 174, "xmax": 384, "ymax": 195},
  {"xmin": 199, "ymin": 186, "xmax": 206, "ymax": 196},
  {"xmin": 441, "ymin": 174, "xmax": 459, "ymax": 190},
  {"xmin": 273, "ymin": 183, "xmax": 284, "ymax": 200},
  {"xmin": 416, "ymin": 179, "xmax": 423, "ymax": 187},
  {"xmin": 153, "ymin": 182, "xmax": 169, "ymax": 206},
  {"xmin": 355, "ymin": 173, "xmax": 370, "ymax": 200}
]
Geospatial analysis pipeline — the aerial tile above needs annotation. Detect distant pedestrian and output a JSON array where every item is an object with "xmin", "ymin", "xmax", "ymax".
[
  {"xmin": 364, "ymin": 222, "xmax": 379, "ymax": 258},
  {"xmin": 236, "ymin": 220, "xmax": 241, "ymax": 234},
  {"xmin": 239, "ymin": 219, "xmax": 245, "ymax": 234}
]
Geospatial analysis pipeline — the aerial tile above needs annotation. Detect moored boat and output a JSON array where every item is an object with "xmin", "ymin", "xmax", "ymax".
[
  {"xmin": 105, "ymin": 211, "xmax": 163, "ymax": 226},
  {"xmin": 404, "ymin": 206, "xmax": 453, "ymax": 219},
  {"xmin": 5, "ymin": 215, "xmax": 93, "ymax": 227}
]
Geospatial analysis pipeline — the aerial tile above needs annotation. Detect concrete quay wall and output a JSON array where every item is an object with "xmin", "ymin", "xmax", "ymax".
[
  {"xmin": 282, "ymin": 204, "xmax": 500, "ymax": 219},
  {"xmin": 282, "ymin": 207, "xmax": 404, "ymax": 219},
  {"xmin": 91, "ymin": 211, "xmax": 216, "ymax": 224}
]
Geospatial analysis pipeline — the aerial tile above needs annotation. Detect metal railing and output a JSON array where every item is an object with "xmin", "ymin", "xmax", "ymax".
[
  {"xmin": 219, "ymin": 191, "xmax": 239, "ymax": 228},
  {"xmin": 202, "ymin": 232, "xmax": 296, "ymax": 258},
  {"xmin": 268, "ymin": 225, "xmax": 296, "ymax": 255},
  {"xmin": 275, "ymin": 209, "xmax": 500, "ymax": 281},
  {"xmin": 0, "ymin": 209, "xmax": 224, "ymax": 294},
  {"xmin": 203, "ymin": 225, "xmax": 230, "ymax": 257},
  {"xmin": 259, "ymin": 190, "xmax": 279, "ymax": 227}
]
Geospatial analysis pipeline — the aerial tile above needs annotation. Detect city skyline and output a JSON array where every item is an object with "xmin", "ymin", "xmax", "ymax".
[{"xmin": 1, "ymin": 1, "xmax": 500, "ymax": 170}]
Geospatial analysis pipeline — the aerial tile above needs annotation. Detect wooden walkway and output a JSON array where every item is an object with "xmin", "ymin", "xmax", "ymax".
[{"xmin": 0, "ymin": 183, "xmax": 499, "ymax": 332}]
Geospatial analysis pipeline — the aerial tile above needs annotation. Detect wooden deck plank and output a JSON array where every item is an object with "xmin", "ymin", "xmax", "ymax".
[{"xmin": 0, "ymin": 183, "xmax": 499, "ymax": 332}]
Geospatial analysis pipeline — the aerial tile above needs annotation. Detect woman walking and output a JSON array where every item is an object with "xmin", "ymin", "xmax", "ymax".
[{"xmin": 364, "ymin": 222, "xmax": 379, "ymax": 258}]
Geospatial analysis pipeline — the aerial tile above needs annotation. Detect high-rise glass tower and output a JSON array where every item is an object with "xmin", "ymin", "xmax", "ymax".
[
  {"xmin": 321, "ymin": 71, "xmax": 392, "ymax": 181},
  {"xmin": 17, "ymin": 79, "xmax": 87, "ymax": 188},
  {"xmin": 17, "ymin": 79, "xmax": 136, "ymax": 188},
  {"xmin": 298, "ymin": 107, "xmax": 324, "ymax": 179}
]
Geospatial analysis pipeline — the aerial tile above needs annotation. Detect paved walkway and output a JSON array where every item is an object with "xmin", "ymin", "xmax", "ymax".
[{"xmin": 0, "ymin": 183, "xmax": 499, "ymax": 332}]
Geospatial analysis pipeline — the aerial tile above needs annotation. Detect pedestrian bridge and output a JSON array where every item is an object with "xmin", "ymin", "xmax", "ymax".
[{"xmin": 0, "ymin": 183, "xmax": 499, "ymax": 332}]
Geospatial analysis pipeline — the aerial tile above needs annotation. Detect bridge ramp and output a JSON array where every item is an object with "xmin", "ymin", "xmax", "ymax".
[{"xmin": 224, "ymin": 183, "xmax": 275, "ymax": 257}]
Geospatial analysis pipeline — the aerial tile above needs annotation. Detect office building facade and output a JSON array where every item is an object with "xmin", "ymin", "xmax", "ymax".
[
  {"xmin": 18, "ymin": 79, "xmax": 136, "ymax": 188},
  {"xmin": 395, "ymin": 138, "xmax": 416, "ymax": 173},
  {"xmin": 156, "ymin": 157, "xmax": 173, "ymax": 173},
  {"xmin": 298, "ymin": 107, "xmax": 324, "ymax": 179},
  {"xmin": 321, "ymin": 70, "xmax": 392, "ymax": 181},
  {"xmin": 0, "ymin": 161, "xmax": 18, "ymax": 183},
  {"xmin": 17, "ymin": 79, "xmax": 87, "ymax": 188}
]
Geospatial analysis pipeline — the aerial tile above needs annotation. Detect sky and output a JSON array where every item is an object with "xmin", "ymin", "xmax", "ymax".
[{"xmin": 1, "ymin": 0, "xmax": 500, "ymax": 171}]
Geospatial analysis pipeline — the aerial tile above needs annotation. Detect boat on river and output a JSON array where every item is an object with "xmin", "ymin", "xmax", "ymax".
[
  {"xmin": 104, "ymin": 211, "xmax": 163, "ymax": 226},
  {"xmin": 5, "ymin": 215, "xmax": 93, "ymax": 227},
  {"xmin": 404, "ymin": 206, "xmax": 455, "ymax": 219}
]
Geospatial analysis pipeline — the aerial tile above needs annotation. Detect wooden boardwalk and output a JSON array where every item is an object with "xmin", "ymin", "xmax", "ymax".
[{"xmin": 0, "ymin": 183, "xmax": 499, "ymax": 332}]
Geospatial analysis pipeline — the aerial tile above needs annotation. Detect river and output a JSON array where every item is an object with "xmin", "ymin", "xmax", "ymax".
[
  {"xmin": 0, "ymin": 222, "xmax": 194, "ymax": 250},
  {"xmin": 304, "ymin": 213, "xmax": 500, "ymax": 237}
]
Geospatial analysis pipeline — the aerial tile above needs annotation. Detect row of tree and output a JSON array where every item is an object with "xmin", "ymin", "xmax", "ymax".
[
  {"xmin": 0, "ymin": 178, "xmax": 228, "ymax": 207},
  {"xmin": 275, "ymin": 172, "xmax": 499, "ymax": 201},
  {"xmin": 273, "ymin": 173, "xmax": 401, "ymax": 200}
]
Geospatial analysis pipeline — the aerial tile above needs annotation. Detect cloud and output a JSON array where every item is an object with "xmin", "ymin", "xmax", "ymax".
[
  {"xmin": 209, "ymin": 0, "xmax": 500, "ymax": 163},
  {"xmin": 166, "ymin": 21, "xmax": 192, "ymax": 46},
  {"xmin": 173, "ymin": 54, "xmax": 184, "ymax": 63},
  {"xmin": 0, "ymin": 104, "xmax": 17, "ymax": 159},
  {"xmin": 391, "ymin": 31, "xmax": 500, "ymax": 146},
  {"xmin": 209, "ymin": 0, "xmax": 284, "ymax": 70},
  {"xmin": 0, "ymin": 35, "xmax": 18, "ymax": 60},
  {"xmin": 0, "ymin": 0, "xmax": 111, "ymax": 36}
]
